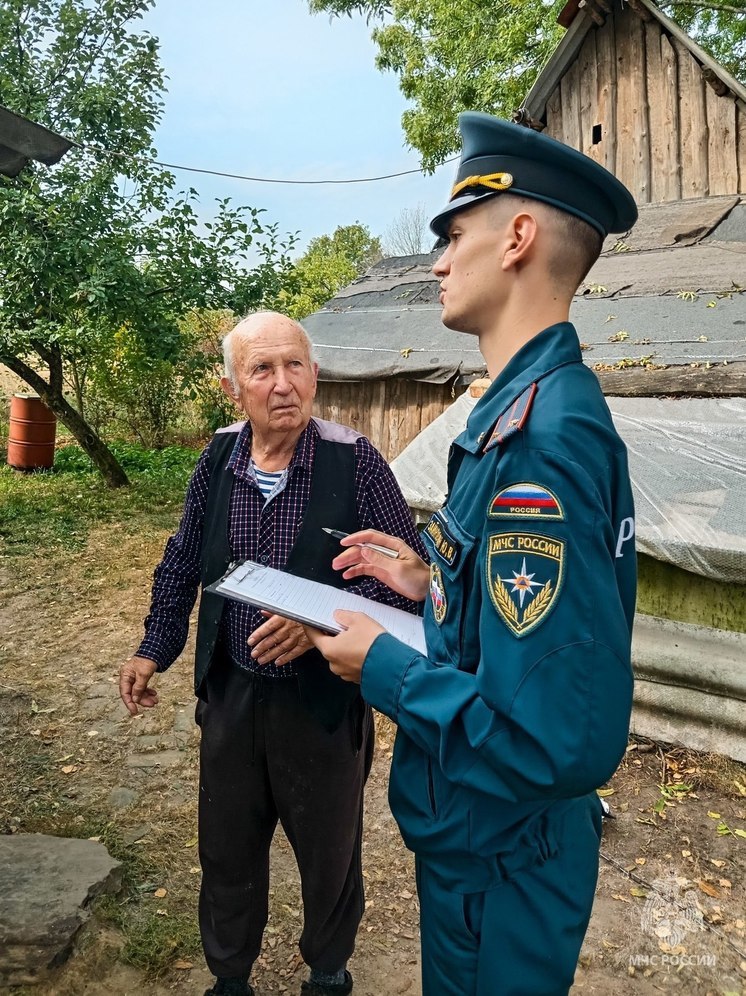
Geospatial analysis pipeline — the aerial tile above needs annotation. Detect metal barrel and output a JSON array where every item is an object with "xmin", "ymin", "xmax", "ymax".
[{"xmin": 7, "ymin": 393, "xmax": 57, "ymax": 470}]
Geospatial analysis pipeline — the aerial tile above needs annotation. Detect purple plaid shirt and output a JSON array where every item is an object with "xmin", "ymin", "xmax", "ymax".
[{"xmin": 137, "ymin": 417, "xmax": 427, "ymax": 679}]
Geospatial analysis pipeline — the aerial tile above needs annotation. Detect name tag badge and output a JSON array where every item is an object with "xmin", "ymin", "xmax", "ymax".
[{"xmin": 424, "ymin": 510, "xmax": 461, "ymax": 568}]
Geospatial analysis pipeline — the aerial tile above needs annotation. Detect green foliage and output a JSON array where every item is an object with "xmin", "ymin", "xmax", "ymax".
[
  {"xmin": 0, "ymin": 442, "xmax": 198, "ymax": 554},
  {"xmin": 661, "ymin": 2, "xmax": 746, "ymax": 82},
  {"xmin": 310, "ymin": 0, "xmax": 746, "ymax": 171},
  {"xmin": 0, "ymin": 0, "xmax": 296, "ymax": 483},
  {"xmin": 280, "ymin": 223, "xmax": 382, "ymax": 319},
  {"xmin": 179, "ymin": 309, "xmax": 239, "ymax": 434},
  {"xmin": 309, "ymin": 0, "xmax": 566, "ymax": 171}
]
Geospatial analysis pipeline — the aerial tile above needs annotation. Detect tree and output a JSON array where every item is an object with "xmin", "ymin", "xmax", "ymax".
[
  {"xmin": 384, "ymin": 202, "xmax": 431, "ymax": 256},
  {"xmin": 0, "ymin": 0, "xmax": 295, "ymax": 486},
  {"xmin": 280, "ymin": 223, "xmax": 382, "ymax": 319},
  {"xmin": 309, "ymin": 0, "xmax": 746, "ymax": 172}
]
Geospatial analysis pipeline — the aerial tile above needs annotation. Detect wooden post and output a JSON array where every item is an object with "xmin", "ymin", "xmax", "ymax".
[
  {"xmin": 615, "ymin": 4, "xmax": 652, "ymax": 201},
  {"xmin": 578, "ymin": 29, "xmax": 599, "ymax": 161},
  {"xmin": 595, "ymin": 14, "xmax": 617, "ymax": 175},
  {"xmin": 706, "ymin": 85, "xmax": 739, "ymax": 195},
  {"xmin": 658, "ymin": 33, "xmax": 682, "ymax": 201},
  {"xmin": 560, "ymin": 58, "xmax": 583, "ymax": 150},
  {"xmin": 738, "ymin": 101, "xmax": 746, "ymax": 194},
  {"xmin": 675, "ymin": 39, "xmax": 709, "ymax": 198}
]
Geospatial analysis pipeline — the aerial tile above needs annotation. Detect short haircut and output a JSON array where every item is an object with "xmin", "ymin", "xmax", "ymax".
[
  {"xmin": 222, "ymin": 311, "xmax": 317, "ymax": 391},
  {"xmin": 488, "ymin": 194, "xmax": 603, "ymax": 292}
]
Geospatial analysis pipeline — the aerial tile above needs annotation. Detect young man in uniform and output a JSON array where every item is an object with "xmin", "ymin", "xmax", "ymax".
[{"xmin": 305, "ymin": 113, "xmax": 638, "ymax": 995}]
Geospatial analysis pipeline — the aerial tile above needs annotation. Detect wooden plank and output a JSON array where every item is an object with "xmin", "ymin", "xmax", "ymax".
[
  {"xmin": 578, "ymin": 29, "xmax": 599, "ymax": 160},
  {"xmin": 739, "ymin": 101, "xmax": 746, "ymax": 194},
  {"xmin": 595, "ymin": 361, "xmax": 746, "ymax": 398},
  {"xmin": 614, "ymin": 5, "xmax": 651, "ymax": 202},
  {"xmin": 560, "ymin": 58, "xmax": 583, "ymax": 150},
  {"xmin": 675, "ymin": 40, "xmax": 709, "ymax": 198},
  {"xmin": 545, "ymin": 84, "xmax": 564, "ymax": 142},
  {"xmin": 706, "ymin": 85, "xmax": 739, "ymax": 195},
  {"xmin": 594, "ymin": 14, "xmax": 617, "ymax": 174},
  {"xmin": 658, "ymin": 33, "xmax": 682, "ymax": 201}
]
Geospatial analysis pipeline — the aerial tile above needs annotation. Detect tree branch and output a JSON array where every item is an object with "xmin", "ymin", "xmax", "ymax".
[{"xmin": 660, "ymin": 1, "xmax": 746, "ymax": 13}]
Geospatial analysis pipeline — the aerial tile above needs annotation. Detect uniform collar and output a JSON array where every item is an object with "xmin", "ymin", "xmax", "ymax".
[{"xmin": 459, "ymin": 323, "xmax": 583, "ymax": 453}]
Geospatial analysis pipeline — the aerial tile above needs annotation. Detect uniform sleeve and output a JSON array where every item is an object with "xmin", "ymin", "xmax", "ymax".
[
  {"xmin": 136, "ymin": 445, "xmax": 211, "ymax": 671},
  {"xmin": 361, "ymin": 445, "xmax": 635, "ymax": 803},
  {"xmin": 350, "ymin": 437, "xmax": 429, "ymax": 611}
]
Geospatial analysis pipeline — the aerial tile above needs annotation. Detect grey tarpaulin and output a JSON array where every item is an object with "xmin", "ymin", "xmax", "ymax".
[{"xmin": 391, "ymin": 394, "xmax": 746, "ymax": 584}]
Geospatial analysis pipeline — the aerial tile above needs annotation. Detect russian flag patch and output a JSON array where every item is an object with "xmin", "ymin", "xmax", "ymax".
[{"xmin": 488, "ymin": 483, "xmax": 564, "ymax": 521}]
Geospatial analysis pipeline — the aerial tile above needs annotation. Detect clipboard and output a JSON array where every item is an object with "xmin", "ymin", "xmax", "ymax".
[{"xmin": 206, "ymin": 560, "xmax": 426, "ymax": 654}]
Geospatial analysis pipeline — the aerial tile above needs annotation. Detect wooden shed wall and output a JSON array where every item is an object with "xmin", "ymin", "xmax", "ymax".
[
  {"xmin": 544, "ymin": 5, "xmax": 746, "ymax": 203},
  {"xmin": 314, "ymin": 380, "xmax": 466, "ymax": 462}
]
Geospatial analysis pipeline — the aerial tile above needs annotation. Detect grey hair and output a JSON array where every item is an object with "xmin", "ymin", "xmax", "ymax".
[{"xmin": 222, "ymin": 311, "xmax": 318, "ymax": 391}]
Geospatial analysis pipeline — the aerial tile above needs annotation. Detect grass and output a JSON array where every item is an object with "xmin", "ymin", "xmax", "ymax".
[{"xmin": 0, "ymin": 441, "xmax": 199, "ymax": 555}]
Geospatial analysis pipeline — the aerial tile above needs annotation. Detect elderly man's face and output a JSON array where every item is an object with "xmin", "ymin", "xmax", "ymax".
[{"xmin": 222, "ymin": 322, "xmax": 318, "ymax": 440}]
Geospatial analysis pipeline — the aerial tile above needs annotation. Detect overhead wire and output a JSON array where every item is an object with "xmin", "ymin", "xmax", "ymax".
[{"xmin": 71, "ymin": 140, "xmax": 457, "ymax": 186}]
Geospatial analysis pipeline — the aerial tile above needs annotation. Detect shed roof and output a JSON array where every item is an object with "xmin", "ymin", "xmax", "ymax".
[
  {"xmin": 0, "ymin": 105, "xmax": 72, "ymax": 178},
  {"xmin": 522, "ymin": 0, "xmax": 746, "ymax": 124},
  {"xmin": 305, "ymin": 196, "xmax": 746, "ymax": 387}
]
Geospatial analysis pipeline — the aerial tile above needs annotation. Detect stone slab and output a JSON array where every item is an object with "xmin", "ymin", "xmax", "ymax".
[{"xmin": 0, "ymin": 834, "xmax": 121, "ymax": 987}]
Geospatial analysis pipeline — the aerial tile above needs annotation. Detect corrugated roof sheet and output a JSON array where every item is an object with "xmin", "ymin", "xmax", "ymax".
[{"xmin": 306, "ymin": 196, "xmax": 746, "ymax": 383}]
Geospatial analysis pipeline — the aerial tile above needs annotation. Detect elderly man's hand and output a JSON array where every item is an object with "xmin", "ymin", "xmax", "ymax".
[
  {"xmin": 305, "ymin": 611, "xmax": 385, "ymax": 684},
  {"xmin": 249, "ymin": 612, "xmax": 314, "ymax": 666},
  {"xmin": 119, "ymin": 656, "xmax": 159, "ymax": 716},
  {"xmin": 332, "ymin": 529, "xmax": 430, "ymax": 603}
]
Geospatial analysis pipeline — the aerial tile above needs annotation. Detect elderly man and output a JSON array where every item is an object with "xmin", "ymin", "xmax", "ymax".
[
  {"xmin": 307, "ymin": 114, "xmax": 638, "ymax": 996},
  {"xmin": 119, "ymin": 311, "xmax": 426, "ymax": 996}
]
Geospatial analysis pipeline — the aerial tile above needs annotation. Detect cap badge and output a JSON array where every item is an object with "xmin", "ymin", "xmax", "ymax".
[{"xmin": 451, "ymin": 171, "xmax": 513, "ymax": 200}]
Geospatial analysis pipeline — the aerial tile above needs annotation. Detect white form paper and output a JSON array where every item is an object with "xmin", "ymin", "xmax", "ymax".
[{"xmin": 208, "ymin": 561, "xmax": 427, "ymax": 655}]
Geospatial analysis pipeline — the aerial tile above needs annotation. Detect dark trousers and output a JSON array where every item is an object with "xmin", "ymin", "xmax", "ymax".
[
  {"xmin": 416, "ymin": 796, "xmax": 603, "ymax": 996},
  {"xmin": 196, "ymin": 657, "xmax": 374, "ymax": 978}
]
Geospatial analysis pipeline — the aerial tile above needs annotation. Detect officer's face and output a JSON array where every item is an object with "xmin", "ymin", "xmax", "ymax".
[
  {"xmin": 220, "ymin": 321, "xmax": 318, "ymax": 441},
  {"xmin": 432, "ymin": 201, "xmax": 507, "ymax": 336}
]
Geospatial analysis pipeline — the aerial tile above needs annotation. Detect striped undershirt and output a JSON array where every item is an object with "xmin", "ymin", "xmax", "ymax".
[{"xmin": 251, "ymin": 459, "xmax": 286, "ymax": 501}]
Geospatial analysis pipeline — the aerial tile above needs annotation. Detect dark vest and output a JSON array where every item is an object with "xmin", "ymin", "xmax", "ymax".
[{"xmin": 194, "ymin": 427, "xmax": 362, "ymax": 731}]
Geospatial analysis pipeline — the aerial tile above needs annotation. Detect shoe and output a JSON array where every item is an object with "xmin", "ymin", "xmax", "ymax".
[
  {"xmin": 204, "ymin": 979, "xmax": 255, "ymax": 996},
  {"xmin": 300, "ymin": 969, "xmax": 353, "ymax": 994}
]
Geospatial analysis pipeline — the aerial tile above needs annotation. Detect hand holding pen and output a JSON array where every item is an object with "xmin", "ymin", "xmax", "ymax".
[
  {"xmin": 323, "ymin": 527, "xmax": 430, "ymax": 603},
  {"xmin": 322, "ymin": 527, "xmax": 400, "ymax": 559}
]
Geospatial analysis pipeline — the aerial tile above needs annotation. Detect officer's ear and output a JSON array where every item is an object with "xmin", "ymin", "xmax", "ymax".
[
  {"xmin": 501, "ymin": 212, "xmax": 539, "ymax": 272},
  {"xmin": 220, "ymin": 376, "xmax": 241, "ymax": 407}
]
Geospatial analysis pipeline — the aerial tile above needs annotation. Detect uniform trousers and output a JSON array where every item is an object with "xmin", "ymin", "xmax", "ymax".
[
  {"xmin": 196, "ymin": 655, "xmax": 374, "ymax": 978},
  {"xmin": 416, "ymin": 794, "xmax": 603, "ymax": 996}
]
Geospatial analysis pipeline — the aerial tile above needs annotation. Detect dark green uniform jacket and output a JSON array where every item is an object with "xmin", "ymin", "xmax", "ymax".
[{"xmin": 361, "ymin": 322, "xmax": 636, "ymax": 893}]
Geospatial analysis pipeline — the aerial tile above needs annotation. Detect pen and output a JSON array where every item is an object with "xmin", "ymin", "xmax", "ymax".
[{"xmin": 322, "ymin": 527, "xmax": 400, "ymax": 560}]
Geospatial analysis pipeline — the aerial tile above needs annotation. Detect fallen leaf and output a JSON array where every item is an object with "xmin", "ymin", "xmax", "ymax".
[
  {"xmin": 719, "ymin": 879, "xmax": 732, "ymax": 889},
  {"xmin": 189, "ymin": 866, "xmax": 200, "ymax": 874},
  {"xmin": 635, "ymin": 857, "xmax": 646, "ymax": 865},
  {"xmin": 612, "ymin": 893, "xmax": 631, "ymax": 904},
  {"xmin": 61, "ymin": 765, "xmax": 77, "ymax": 774},
  {"xmin": 400, "ymin": 890, "xmax": 413, "ymax": 900},
  {"xmin": 697, "ymin": 881, "xmax": 720, "ymax": 898},
  {"xmin": 184, "ymin": 836, "xmax": 198, "ymax": 848},
  {"xmin": 710, "ymin": 859, "xmax": 726, "ymax": 868},
  {"xmin": 173, "ymin": 960, "xmax": 193, "ymax": 970},
  {"xmin": 154, "ymin": 888, "xmax": 167, "ymax": 898},
  {"xmin": 707, "ymin": 811, "xmax": 722, "ymax": 820},
  {"xmin": 734, "ymin": 828, "xmax": 746, "ymax": 840},
  {"xmin": 630, "ymin": 887, "xmax": 648, "ymax": 899},
  {"xmin": 156, "ymin": 908, "xmax": 167, "ymax": 916},
  {"xmin": 682, "ymin": 849, "xmax": 692, "ymax": 858},
  {"xmin": 597, "ymin": 788, "xmax": 615, "ymax": 798}
]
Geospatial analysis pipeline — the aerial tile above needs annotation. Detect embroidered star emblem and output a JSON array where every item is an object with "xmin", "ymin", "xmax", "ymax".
[{"xmin": 508, "ymin": 558, "xmax": 544, "ymax": 608}]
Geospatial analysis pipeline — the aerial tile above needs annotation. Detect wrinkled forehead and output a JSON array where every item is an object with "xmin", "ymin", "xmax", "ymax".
[{"xmin": 234, "ymin": 324, "xmax": 311, "ymax": 363}]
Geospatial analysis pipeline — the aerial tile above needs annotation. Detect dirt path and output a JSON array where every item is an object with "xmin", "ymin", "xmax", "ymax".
[{"xmin": 1, "ymin": 522, "xmax": 745, "ymax": 995}]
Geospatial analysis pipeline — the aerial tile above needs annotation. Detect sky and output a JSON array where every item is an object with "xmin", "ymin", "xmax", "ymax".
[{"xmin": 142, "ymin": 0, "xmax": 452, "ymax": 255}]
